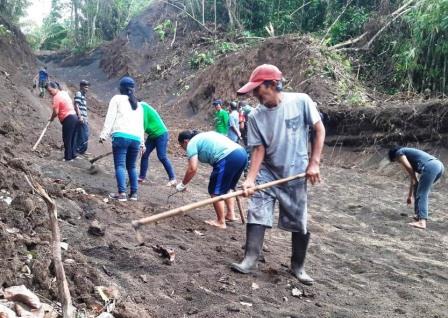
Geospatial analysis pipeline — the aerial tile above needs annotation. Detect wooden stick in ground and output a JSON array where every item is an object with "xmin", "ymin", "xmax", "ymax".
[
  {"xmin": 132, "ymin": 173, "xmax": 306, "ymax": 239},
  {"xmin": 24, "ymin": 175, "xmax": 75, "ymax": 318},
  {"xmin": 32, "ymin": 121, "xmax": 51, "ymax": 151},
  {"xmin": 235, "ymin": 195, "xmax": 246, "ymax": 224}
]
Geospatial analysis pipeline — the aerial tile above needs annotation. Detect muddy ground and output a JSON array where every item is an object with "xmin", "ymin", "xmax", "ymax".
[
  {"xmin": 24, "ymin": 136, "xmax": 448, "ymax": 318},
  {"xmin": 1, "ymin": 4, "xmax": 447, "ymax": 316},
  {"xmin": 5, "ymin": 63, "xmax": 445, "ymax": 317}
]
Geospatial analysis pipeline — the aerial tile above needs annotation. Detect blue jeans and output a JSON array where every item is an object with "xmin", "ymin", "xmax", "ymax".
[
  {"xmin": 415, "ymin": 160, "xmax": 444, "ymax": 220},
  {"xmin": 112, "ymin": 137, "xmax": 141, "ymax": 194},
  {"xmin": 75, "ymin": 121, "xmax": 89, "ymax": 154},
  {"xmin": 139, "ymin": 132, "xmax": 175, "ymax": 181}
]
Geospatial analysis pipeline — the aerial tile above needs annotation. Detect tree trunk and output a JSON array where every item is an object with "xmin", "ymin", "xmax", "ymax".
[
  {"xmin": 25, "ymin": 176, "xmax": 74, "ymax": 318},
  {"xmin": 90, "ymin": 0, "xmax": 100, "ymax": 46},
  {"xmin": 202, "ymin": 0, "xmax": 205, "ymax": 24},
  {"xmin": 214, "ymin": 0, "xmax": 216, "ymax": 32},
  {"xmin": 73, "ymin": 0, "xmax": 80, "ymax": 45}
]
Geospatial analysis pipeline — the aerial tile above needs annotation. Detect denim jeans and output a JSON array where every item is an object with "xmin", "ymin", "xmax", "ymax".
[
  {"xmin": 415, "ymin": 160, "xmax": 444, "ymax": 219},
  {"xmin": 112, "ymin": 137, "xmax": 141, "ymax": 194},
  {"xmin": 62, "ymin": 115, "xmax": 78, "ymax": 161},
  {"xmin": 139, "ymin": 132, "xmax": 175, "ymax": 181},
  {"xmin": 75, "ymin": 121, "xmax": 89, "ymax": 154}
]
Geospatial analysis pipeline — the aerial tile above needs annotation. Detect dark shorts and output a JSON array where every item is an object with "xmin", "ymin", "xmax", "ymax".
[
  {"xmin": 247, "ymin": 169, "xmax": 308, "ymax": 233},
  {"xmin": 208, "ymin": 148, "xmax": 248, "ymax": 195},
  {"xmin": 38, "ymin": 80, "xmax": 47, "ymax": 88}
]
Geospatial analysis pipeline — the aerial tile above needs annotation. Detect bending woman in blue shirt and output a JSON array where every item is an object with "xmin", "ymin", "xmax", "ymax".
[
  {"xmin": 176, "ymin": 130, "xmax": 248, "ymax": 229},
  {"xmin": 389, "ymin": 147, "xmax": 444, "ymax": 229}
]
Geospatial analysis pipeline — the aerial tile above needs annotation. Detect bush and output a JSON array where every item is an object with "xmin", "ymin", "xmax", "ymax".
[{"xmin": 190, "ymin": 51, "xmax": 215, "ymax": 69}]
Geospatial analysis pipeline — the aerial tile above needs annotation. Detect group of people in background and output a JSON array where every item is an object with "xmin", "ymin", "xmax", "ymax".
[{"xmin": 212, "ymin": 98, "xmax": 254, "ymax": 145}]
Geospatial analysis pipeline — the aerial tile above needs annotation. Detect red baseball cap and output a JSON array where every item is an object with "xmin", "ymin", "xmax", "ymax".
[{"xmin": 237, "ymin": 64, "xmax": 283, "ymax": 94}]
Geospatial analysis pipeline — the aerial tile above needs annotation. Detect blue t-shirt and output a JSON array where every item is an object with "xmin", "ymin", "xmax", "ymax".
[
  {"xmin": 38, "ymin": 69, "xmax": 48, "ymax": 81},
  {"xmin": 187, "ymin": 131, "xmax": 241, "ymax": 165},
  {"xmin": 395, "ymin": 147, "xmax": 437, "ymax": 173}
]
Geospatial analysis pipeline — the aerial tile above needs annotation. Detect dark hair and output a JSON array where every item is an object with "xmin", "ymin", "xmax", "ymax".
[
  {"xmin": 119, "ymin": 86, "xmax": 138, "ymax": 110},
  {"xmin": 388, "ymin": 146, "xmax": 402, "ymax": 162},
  {"xmin": 178, "ymin": 130, "xmax": 200, "ymax": 143},
  {"xmin": 262, "ymin": 80, "xmax": 283, "ymax": 92},
  {"xmin": 80, "ymin": 80, "xmax": 90, "ymax": 87},
  {"xmin": 238, "ymin": 100, "xmax": 247, "ymax": 108},
  {"xmin": 45, "ymin": 81, "xmax": 61, "ymax": 90},
  {"xmin": 230, "ymin": 102, "xmax": 238, "ymax": 110}
]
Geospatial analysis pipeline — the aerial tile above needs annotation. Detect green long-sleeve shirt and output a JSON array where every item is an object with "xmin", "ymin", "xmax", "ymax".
[
  {"xmin": 141, "ymin": 102, "xmax": 168, "ymax": 139},
  {"xmin": 214, "ymin": 109, "xmax": 229, "ymax": 135}
]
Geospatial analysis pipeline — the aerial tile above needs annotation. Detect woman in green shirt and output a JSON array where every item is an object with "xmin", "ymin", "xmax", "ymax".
[{"xmin": 138, "ymin": 102, "xmax": 176, "ymax": 186}]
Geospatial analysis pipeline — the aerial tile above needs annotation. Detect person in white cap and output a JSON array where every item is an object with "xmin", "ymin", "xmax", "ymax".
[{"xmin": 230, "ymin": 64, "xmax": 325, "ymax": 285}]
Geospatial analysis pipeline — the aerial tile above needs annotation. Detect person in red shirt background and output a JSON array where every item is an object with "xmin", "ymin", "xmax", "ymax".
[{"xmin": 46, "ymin": 82, "xmax": 79, "ymax": 161}]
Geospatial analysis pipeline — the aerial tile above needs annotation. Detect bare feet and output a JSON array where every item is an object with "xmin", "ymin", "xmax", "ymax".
[
  {"xmin": 205, "ymin": 219, "xmax": 226, "ymax": 229},
  {"xmin": 225, "ymin": 211, "xmax": 238, "ymax": 222},
  {"xmin": 408, "ymin": 219, "xmax": 426, "ymax": 229}
]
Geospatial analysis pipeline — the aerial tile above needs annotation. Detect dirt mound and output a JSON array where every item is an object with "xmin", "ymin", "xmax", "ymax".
[
  {"xmin": 0, "ymin": 16, "xmax": 35, "ymax": 75},
  {"xmin": 323, "ymin": 99, "xmax": 448, "ymax": 147},
  {"xmin": 178, "ymin": 36, "xmax": 370, "ymax": 116}
]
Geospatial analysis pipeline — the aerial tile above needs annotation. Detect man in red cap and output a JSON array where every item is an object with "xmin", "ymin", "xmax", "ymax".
[{"xmin": 231, "ymin": 64, "xmax": 325, "ymax": 285}]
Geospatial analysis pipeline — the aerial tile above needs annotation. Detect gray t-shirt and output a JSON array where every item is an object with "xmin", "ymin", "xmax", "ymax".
[
  {"xmin": 395, "ymin": 147, "xmax": 437, "ymax": 173},
  {"xmin": 227, "ymin": 110, "xmax": 240, "ymax": 141},
  {"xmin": 247, "ymin": 92, "xmax": 321, "ymax": 179}
]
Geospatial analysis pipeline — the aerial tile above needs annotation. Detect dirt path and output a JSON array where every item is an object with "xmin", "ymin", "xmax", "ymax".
[
  {"xmin": 32, "ymin": 140, "xmax": 448, "ymax": 318},
  {"xmin": 20, "ymin": 63, "xmax": 445, "ymax": 318}
]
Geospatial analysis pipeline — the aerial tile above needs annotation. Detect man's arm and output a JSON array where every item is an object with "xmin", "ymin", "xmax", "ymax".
[
  {"xmin": 182, "ymin": 156, "xmax": 199, "ymax": 185},
  {"xmin": 230, "ymin": 116, "xmax": 240, "ymax": 137},
  {"xmin": 397, "ymin": 155, "xmax": 418, "ymax": 203},
  {"xmin": 306, "ymin": 121, "xmax": 325, "ymax": 185},
  {"xmin": 74, "ymin": 102, "xmax": 81, "ymax": 119},
  {"xmin": 242, "ymin": 145, "xmax": 265, "ymax": 197}
]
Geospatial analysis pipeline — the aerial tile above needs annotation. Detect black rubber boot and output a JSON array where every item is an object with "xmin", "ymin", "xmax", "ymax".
[
  {"xmin": 231, "ymin": 224, "xmax": 266, "ymax": 274},
  {"xmin": 291, "ymin": 231, "xmax": 314, "ymax": 285}
]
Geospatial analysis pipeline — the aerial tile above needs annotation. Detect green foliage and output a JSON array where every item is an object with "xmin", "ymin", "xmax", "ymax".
[
  {"xmin": 215, "ymin": 41, "xmax": 239, "ymax": 54},
  {"xmin": 154, "ymin": 19, "xmax": 173, "ymax": 41},
  {"xmin": 24, "ymin": 0, "xmax": 153, "ymax": 52},
  {"xmin": 0, "ymin": 0, "xmax": 30, "ymax": 22},
  {"xmin": 0, "ymin": 24, "xmax": 12, "ymax": 39},
  {"xmin": 190, "ymin": 51, "xmax": 215, "ymax": 69},
  {"xmin": 328, "ymin": 7, "xmax": 370, "ymax": 45}
]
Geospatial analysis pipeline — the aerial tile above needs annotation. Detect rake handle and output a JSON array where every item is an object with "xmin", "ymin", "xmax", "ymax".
[{"xmin": 132, "ymin": 173, "xmax": 306, "ymax": 230}]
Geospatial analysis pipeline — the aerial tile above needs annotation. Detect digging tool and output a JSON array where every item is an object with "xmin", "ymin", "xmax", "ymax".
[
  {"xmin": 88, "ymin": 151, "xmax": 113, "ymax": 174},
  {"xmin": 32, "ymin": 121, "xmax": 51, "ymax": 151},
  {"xmin": 235, "ymin": 195, "xmax": 246, "ymax": 224},
  {"xmin": 132, "ymin": 173, "xmax": 306, "ymax": 244}
]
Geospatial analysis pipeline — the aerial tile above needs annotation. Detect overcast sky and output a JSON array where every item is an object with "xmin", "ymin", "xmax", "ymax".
[{"xmin": 21, "ymin": 0, "xmax": 52, "ymax": 28}]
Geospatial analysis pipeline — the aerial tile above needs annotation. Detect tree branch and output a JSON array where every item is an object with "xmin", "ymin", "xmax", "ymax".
[
  {"xmin": 24, "ymin": 175, "xmax": 75, "ymax": 318},
  {"xmin": 321, "ymin": 0, "xmax": 353, "ymax": 45},
  {"xmin": 329, "ymin": 32, "xmax": 368, "ymax": 50},
  {"xmin": 160, "ymin": 0, "xmax": 213, "ymax": 33}
]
